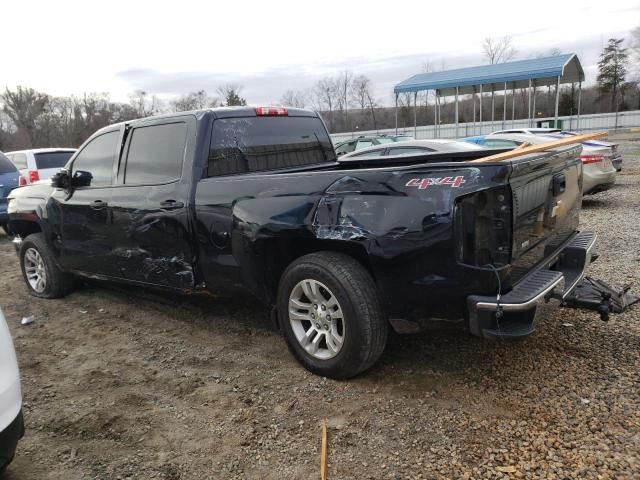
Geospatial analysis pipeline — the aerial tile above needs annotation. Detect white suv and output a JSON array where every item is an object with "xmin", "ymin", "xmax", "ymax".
[
  {"xmin": 0, "ymin": 308, "xmax": 24, "ymax": 472},
  {"xmin": 5, "ymin": 148, "xmax": 76, "ymax": 185}
]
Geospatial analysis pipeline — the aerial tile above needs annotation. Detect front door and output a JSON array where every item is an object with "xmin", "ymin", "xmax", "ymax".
[{"xmin": 53, "ymin": 129, "xmax": 120, "ymax": 276}]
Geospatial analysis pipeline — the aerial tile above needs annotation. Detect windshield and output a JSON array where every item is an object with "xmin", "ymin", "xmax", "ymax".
[
  {"xmin": 35, "ymin": 151, "xmax": 75, "ymax": 169},
  {"xmin": 375, "ymin": 138, "xmax": 394, "ymax": 144},
  {"xmin": 208, "ymin": 116, "xmax": 335, "ymax": 176}
]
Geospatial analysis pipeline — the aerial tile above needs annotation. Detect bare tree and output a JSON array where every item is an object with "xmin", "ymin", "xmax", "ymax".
[
  {"xmin": 1, "ymin": 86, "xmax": 49, "ymax": 148},
  {"xmin": 279, "ymin": 89, "xmax": 307, "ymax": 108},
  {"xmin": 129, "ymin": 90, "xmax": 163, "ymax": 117},
  {"xmin": 482, "ymin": 36, "xmax": 517, "ymax": 64},
  {"xmin": 171, "ymin": 90, "xmax": 219, "ymax": 112},
  {"xmin": 335, "ymin": 71, "xmax": 353, "ymax": 130},
  {"xmin": 351, "ymin": 75, "xmax": 378, "ymax": 131},
  {"xmin": 314, "ymin": 78, "xmax": 339, "ymax": 131}
]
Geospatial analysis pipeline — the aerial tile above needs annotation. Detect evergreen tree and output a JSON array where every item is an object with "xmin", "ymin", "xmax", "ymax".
[{"xmin": 597, "ymin": 38, "xmax": 628, "ymax": 112}]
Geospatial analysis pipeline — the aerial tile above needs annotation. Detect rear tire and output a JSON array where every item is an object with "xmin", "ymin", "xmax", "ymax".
[
  {"xmin": 19, "ymin": 233, "xmax": 75, "ymax": 298},
  {"xmin": 278, "ymin": 252, "xmax": 387, "ymax": 379},
  {"xmin": 1, "ymin": 224, "xmax": 9, "ymax": 236}
]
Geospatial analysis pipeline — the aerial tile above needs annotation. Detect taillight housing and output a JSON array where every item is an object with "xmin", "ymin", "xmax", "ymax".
[
  {"xmin": 255, "ymin": 106, "xmax": 288, "ymax": 116},
  {"xmin": 19, "ymin": 176, "xmax": 27, "ymax": 186},
  {"xmin": 28, "ymin": 170, "xmax": 40, "ymax": 183},
  {"xmin": 455, "ymin": 187, "xmax": 512, "ymax": 267},
  {"xmin": 580, "ymin": 154, "xmax": 604, "ymax": 165}
]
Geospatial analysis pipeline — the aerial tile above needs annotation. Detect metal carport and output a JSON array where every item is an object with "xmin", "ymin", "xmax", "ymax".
[{"xmin": 393, "ymin": 53, "xmax": 585, "ymax": 137}]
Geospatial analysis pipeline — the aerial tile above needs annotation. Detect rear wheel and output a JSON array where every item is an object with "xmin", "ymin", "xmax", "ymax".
[
  {"xmin": 1, "ymin": 224, "xmax": 9, "ymax": 236},
  {"xmin": 278, "ymin": 252, "xmax": 387, "ymax": 379},
  {"xmin": 20, "ymin": 233, "xmax": 75, "ymax": 298}
]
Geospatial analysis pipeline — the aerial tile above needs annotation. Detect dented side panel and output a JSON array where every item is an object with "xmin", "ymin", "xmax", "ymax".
[{"xmin": 194, "ymin": 163, "xmax": 512, "ymax": 316}]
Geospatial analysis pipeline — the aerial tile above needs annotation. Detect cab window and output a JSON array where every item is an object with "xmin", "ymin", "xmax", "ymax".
[{"xmin": 72, "ymin": 131, "xmax": 119, "ymax": 187}]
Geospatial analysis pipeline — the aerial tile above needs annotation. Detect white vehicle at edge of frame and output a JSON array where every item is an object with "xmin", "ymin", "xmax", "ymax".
[{"xmin": 0, "ymin": 307, "xmax": 24, "ymax": 471}]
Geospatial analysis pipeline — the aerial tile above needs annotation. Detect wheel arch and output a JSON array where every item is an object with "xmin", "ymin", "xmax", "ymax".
[{"xmin": 253, "ymin": 237, "xmax": 375, "ymax": 308}]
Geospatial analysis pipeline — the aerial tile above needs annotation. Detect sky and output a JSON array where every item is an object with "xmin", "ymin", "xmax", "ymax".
[{"xmin": 2, "ymin": 0, "xmax": 639, "ymax": 107}]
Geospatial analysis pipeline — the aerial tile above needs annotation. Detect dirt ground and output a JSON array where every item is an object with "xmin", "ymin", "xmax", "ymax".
[{"xmin": 1, "ymin": 134, "xmax": 639, "ymax": 480}]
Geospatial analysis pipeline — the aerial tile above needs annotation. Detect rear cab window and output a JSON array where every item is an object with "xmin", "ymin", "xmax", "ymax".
[
  {"xmin": 124, "ymin": 122, "xmax": 187, "ymax": 185},
  {"xmin": 35, "ymin": 151, "xmax": 75, "ymax": 170},
  {"xmin": 208, "ymin": 115, "xmax": 335, "ymax": 177}
]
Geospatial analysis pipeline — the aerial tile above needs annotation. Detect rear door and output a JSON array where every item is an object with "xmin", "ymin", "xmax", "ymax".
[{"xmin": 108, "ymin": 116, "xmax": 196, "ymax": 288}]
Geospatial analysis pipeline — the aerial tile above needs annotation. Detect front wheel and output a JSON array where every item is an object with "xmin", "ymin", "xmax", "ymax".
[
  {"xmin": 278, "ymin": 252, "xmax": 388, "ymax": 379},
  {"xmin": 19, "ymin": 233, "xmax": 75, "ymax": 298}
]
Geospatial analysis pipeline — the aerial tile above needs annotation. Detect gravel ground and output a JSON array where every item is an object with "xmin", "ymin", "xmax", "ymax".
[{"xmin": 1, "ymin": 135, "xmax": 639, "ymax": 480}]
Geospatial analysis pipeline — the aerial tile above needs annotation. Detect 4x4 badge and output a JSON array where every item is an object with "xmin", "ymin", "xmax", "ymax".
[{"xmin": 406, "ymin": 176, "xmax": 466, "ymax": 189}]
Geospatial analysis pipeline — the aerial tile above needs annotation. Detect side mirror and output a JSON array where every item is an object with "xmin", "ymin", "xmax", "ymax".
[
  {"xmin": 72, "ymin": 170, "xmax": 93, "ymax": 188},
  {"xmin": 51, "ymin": 169, "xmax": 71, "ymax": 189}
]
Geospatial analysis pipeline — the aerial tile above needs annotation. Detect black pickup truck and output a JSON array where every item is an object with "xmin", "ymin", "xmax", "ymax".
[{"xmin": 7, "ymin": 106, "xmax": 597, "ymax": 378}]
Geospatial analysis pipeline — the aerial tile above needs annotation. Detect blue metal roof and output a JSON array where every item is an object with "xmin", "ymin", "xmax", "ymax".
[{"xmin": 394, "ymin": 54, "xmax": 584, "ymax": 95}]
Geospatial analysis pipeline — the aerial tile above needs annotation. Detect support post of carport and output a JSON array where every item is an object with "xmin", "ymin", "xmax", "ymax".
[
  {"xmin": 473, "ymin": 87, "xmax": 477, "ymax": 135},
  {"xmin": 527, "ymin": 79, "xmax": 532, "ymax": 127},
  {"xmin": 502, "ymin": 82, "xmax": 507, "ymax": 130},
  {"xmin": 395, "ymin": 93, "xmax": 399, "ymax": 135},
  {"xmin": 577, "ymin": 81, "xmax": 582, "ymax": 131},
  {"xmin": 455, "ymin": 86, "xmax": 459, "ymax": 138},
  {"xmin": 554, "ymin": 75, "xmax": 561, "ymax": 127},
  {"xmin": 491, "ymin": 86, "xmax": 495, "ymax": 131},
  {"xmin": 414, "ymin": 91, "xmax": 418, "ymax": 138},
  {"xmin": 532, "ymin": 81, "xmax": 537, "ymax": 127},
  {"xmin": 511, "ymin": 82, "xmax": 515, "ymax": 126},
  {"xmin": 479, "ymin": 85, "xmax": 483, "ymax": 128},
  {"xmin": 433, "ymin": 90, "xmax": 438, "ymax": 138}
]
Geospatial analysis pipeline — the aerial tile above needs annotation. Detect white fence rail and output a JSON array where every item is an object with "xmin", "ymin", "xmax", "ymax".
[{"xmin": 330, "ymin": 110, "xmax": 640, "ymax": 143}]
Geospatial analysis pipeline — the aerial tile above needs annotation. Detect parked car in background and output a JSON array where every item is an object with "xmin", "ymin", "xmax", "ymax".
[
  {"xmin": 490, "ymin": 129, "xmax": 622, "ymax": 171},
  {"xmin": 5, "ymin": 148, "xmax": 76, "ymax": 185},
  {"xmin": 340, "ymin": 139, "xmax": 486, "ymax": 160},
  {"xmin": 334, "ymin": 134, "xmax": 413, "ymax": 156},
  {"xmin": 0, "ymin": 153, "xmax": 20, "ymax": 235},
  {"xmin": 464, "ymin": 133, "xmax": 617, "ymax": 194},
  {"xmin": 0, "ymin": 308, "xmax": 24, "ymax": 472}
]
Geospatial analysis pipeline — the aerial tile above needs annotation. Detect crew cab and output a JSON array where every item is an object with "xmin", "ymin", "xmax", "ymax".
[{"xmin": 7, "ymin": 107, "xmax": 597, "ymax": 378}]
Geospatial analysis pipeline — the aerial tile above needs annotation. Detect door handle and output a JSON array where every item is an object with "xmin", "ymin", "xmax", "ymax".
[
  {"xmin": 90, "ymin": 200, "xmax": 108, "ymax": 209},
  {"xmin": 159, "ymin": 200, "xmax": 184, "ymax": 210}
]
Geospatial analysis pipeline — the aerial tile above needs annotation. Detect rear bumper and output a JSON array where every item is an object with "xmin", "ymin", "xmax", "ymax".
[
  {"xmin": 0, "ymin": 409, "xmax": 24, "ymax": 471},
  {"xmin": 583, "ymin": 169, "xmax": 616, "ymax": 195},
  {"xmin": 467, "ymin": 231, "xmax": 597, "ymax": 339}
]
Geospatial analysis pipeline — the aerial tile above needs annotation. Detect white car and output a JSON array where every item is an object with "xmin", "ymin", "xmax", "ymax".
[
  {"xmin": 340, "ymin": 139, "xmax": 485, "ymax": 160},
  {"xmin": 5, "ymin": 148, "xmax": 76, "ymax": 185},
  {"xmin": 0, "ymin": 308, "xmax": 23, "ymax": 472},
  {"xmin": 466, "ymin": 133, "xmax": 617, "ymax": 195},
  {"xmin": 491, "ymin": 128, "xmax": 623, "ymax": 171}
]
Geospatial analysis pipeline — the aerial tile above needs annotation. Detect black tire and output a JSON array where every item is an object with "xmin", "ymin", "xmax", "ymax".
[
  {"xmin": 19, "ymin": 233, "xmax": 75, "ymax": 299},
  {"xmin": 278, "ymin": 251, "xmax": 388, "ymax": 379},
  {"xmin": 1, "ymin": 224, "xmax": 9, "ymax": 236}
]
